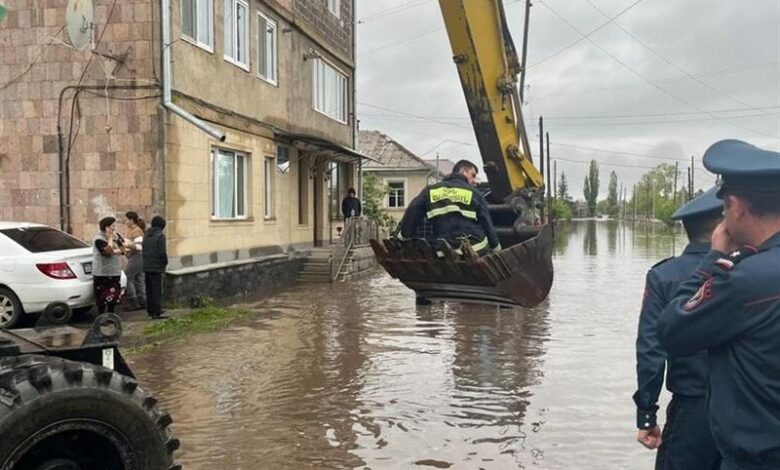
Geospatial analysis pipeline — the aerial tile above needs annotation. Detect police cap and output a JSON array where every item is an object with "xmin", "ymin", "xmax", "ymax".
[
  {"xmin": 671, "ymin": 186, "xmax": 722, "ymax": 221},
  {"xmin": 702, "ymin": 139, "xmax": 780, "ymax": 198}
]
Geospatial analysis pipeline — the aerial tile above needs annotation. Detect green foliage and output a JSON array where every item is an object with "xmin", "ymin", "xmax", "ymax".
[
  {"xmin": 558, "ymin": 171, "xmax": 571, "ymax": 203},
  {"xmin": 143, "ymin": 306, "xmax": 253, "ymax": 340},
  {"xmin": 362, "ymin": 173, "xmax": 396, "ymax": 229},
  {"xmin": 583, "ymin": 160, "xmax": 600, "ymax": 216},
  {"xmin": 629, "ymin": 163, "xmax": 687, "ymax": 224},
  {"xmin": 607, "ymin": 171, "xmax": 619, "ymax": 217},
  {"xmin": 553, "ymin": 198, "xmax": 573, "ymax": 220}
]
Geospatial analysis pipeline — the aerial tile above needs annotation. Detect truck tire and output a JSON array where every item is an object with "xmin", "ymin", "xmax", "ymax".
[
  {"xmin": 0, "ymin": 355, "xmax": 180, "ymax": 470},
  {"xmin": 0, "ymin": 287, "xmax": 22, "ymax": 329}
]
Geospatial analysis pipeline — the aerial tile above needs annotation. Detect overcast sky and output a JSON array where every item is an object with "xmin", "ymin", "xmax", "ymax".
[{"xmin": 355, "ymin": 0, "xmax": 780, "ymax": 199}]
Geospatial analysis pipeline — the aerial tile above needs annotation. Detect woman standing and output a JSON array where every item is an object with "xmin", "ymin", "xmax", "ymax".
[
  {"xmin": 92, "ymin": 216, "xmax": 125, "ymax": 314},
  {"xmin": 123, "ymin": 212, "xmax": 146, "ymax": 310}
]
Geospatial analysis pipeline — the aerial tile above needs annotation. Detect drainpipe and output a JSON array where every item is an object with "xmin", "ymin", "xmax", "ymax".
[{"xmin": 161, "ymin": 0, "xmax": 225, "ymax": 142}]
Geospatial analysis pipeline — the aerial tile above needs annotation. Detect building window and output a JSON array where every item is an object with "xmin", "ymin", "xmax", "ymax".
[
  {"xmin": 257, "ymin": 12, "xmax": 277, "ymax": 85},
  {"xmin": 298, "ymin": 157, "xmax": 309, "ymax": 225},
  {"xmin": 264, "ymin": 156, "xmax": 276, "ymax": 219},
  {"xmin": 224, "ymin": 0, "xmax": 249, "ymax": 69},
  {"xmin": 181, "ymin": 0, "xmax": 213, "ymax": 50},
  {"xmin": 387, "ymin": 181, "xmax": 405, "ymax": 208},
  {"xmin": 327, "ymin": 0, "xmax": 340, "ymax": 18},
  {"xmin": 312, "ymin": 58, "xmax": 347, "ymax": 123},
  {"xmin": 212, "ymin": 149, "xmax": 248, "ymax": 219}
]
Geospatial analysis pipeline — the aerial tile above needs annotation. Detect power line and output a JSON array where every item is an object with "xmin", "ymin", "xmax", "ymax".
[
  {"xmin": 0, "ymin": 25, "xmax": 67, "ymax": 93},
  {"xmin": 536, "ymin": 0, "xmax": 779, "ymax": 141},
  {"xmin": 583, "ymin": 0, "xmax": 778, "ymax": 121},
  {"xmin": 540, "ymin": 111, "xmax": 776, "ymax": 128},
  {"xmin": 359, "ymin": 0, "xmax": 431, "ymax": 23},
  {"xmin": 358, "ymin": 0, "xmax": 523, "ymax": 57},
  {"xmin": 531, "ymin": 60, "xmax": 779, "ymax": 101},
  {"xmin": 529, "ymin": 0, "xmax": 646, "ymax": 69}
]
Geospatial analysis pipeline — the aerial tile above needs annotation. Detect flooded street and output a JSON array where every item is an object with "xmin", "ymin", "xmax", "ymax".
[{"xmin": 129, "ymin": 220, "xmax": 685, "ymax": 469}]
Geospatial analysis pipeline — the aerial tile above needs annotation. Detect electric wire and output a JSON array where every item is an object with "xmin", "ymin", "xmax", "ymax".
[{"xmin": 0, "ymin": 25, "xmax": 67, "ymax": 92}]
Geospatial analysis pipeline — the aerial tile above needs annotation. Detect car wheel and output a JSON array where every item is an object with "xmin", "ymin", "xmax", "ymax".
[{"xmin": 0, "ymin": 287, "xmax": 23, "ymax": 329}]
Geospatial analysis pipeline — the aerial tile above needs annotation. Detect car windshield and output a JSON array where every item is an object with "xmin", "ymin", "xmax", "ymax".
[{"xmin": 0, "ymin": 227, "xmax": 88, "ymax": 253}]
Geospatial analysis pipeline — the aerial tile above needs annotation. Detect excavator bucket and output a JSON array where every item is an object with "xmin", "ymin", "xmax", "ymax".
[{"xmin": 370, "ymin": 224, "xmax": 554, "ymax": 307}]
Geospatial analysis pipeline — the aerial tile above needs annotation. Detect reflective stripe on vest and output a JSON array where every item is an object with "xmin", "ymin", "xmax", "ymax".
[{"xmin": 426, "ymin": 205, "xmax": 477, "ymax": 220}]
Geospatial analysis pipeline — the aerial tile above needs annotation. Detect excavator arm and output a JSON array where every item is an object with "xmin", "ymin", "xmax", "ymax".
[{"xmin": 439, "ymin": 0, "xmax": 543, "ymax": 200}]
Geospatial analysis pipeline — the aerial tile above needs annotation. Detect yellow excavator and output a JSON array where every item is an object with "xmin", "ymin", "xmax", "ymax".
[{"xmin": 369, "ymin": 0, "xmax": 554, "ymax": 307}]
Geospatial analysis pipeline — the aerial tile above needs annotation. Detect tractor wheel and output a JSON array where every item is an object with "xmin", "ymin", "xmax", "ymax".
[{"xmin": 0, "ymin": 355, "xmax": 180, "ymax": 470}]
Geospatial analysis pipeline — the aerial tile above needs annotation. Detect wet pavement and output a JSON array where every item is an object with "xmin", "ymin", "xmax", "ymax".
[{"xmin": 128, "ymin": 220, "xmax": 685, "ymax": 469}]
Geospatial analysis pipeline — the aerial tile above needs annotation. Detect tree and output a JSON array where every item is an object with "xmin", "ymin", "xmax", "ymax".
[
  {"xmin": 552, "ymin": 198, "xmax": 573, "ymax": 220},
  {"xmin": 583, "ymin": 160, "xmax": 600, "ymax": 216},
  {"xmin": 558, "ymin": 171, "xmax": 571, "ymax": 203},
  {"xmin": 362, "ymin": 173, "xmax": 396, "ymax": 229},
  {"xmin": 628, "ymin": 163, "xmax": 687, "ymax": 224},
  {"xmin": 607, "ymin": 171, "xmax": 619, "ymax": 217}
]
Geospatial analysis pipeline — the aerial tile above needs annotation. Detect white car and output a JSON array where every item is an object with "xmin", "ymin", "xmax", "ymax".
[{"xmin": 0, "ymin": 222, "xmax": 98, "ymax": 328}]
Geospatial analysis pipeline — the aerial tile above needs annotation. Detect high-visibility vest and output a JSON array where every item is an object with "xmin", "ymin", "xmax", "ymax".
[{"xmin": 426, "ymin": 186, "xmax": 478, "ymax": 221}]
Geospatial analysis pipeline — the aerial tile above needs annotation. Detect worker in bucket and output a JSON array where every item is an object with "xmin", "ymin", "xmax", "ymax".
[
  {"xmin": 633, "ymin": 186, "xmax": 723, "ymax": 470},
  {"xmin": 396, "ymin": 159, "xmax": 501, "ymax": 256}
]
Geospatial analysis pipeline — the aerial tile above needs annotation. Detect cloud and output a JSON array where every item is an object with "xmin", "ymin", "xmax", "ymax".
[{"xmin": 356, "ymin": 0, "xmax": 779, "ymax": 199}]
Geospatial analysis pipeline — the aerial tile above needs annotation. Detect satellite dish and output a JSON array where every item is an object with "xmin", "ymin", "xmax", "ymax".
[{"xmin": 66, "ymin": 0, "xmax": 94, "ymax": 50}]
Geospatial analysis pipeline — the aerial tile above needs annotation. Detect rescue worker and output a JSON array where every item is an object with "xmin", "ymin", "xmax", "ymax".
[
  {"xmin": 633, "ymin": 186, "xmax": 723, "ymax": 470},
  {"xmin": 397, "ymin": 159, "xmax": 501, "ymax": 255},
  {"xmin": 658, "ymin": 140, "xmax": 780, "ymax": 470}
]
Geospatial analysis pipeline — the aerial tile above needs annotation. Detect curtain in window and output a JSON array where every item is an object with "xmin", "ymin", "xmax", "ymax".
[
  {"xmin": 196, "ymin": 0, "xmax": 211, "ymax": 45},
  {"xmin": 224, "ymin": 0, "xmax": 234, "ymax": 58},
  {"xmin": 182, "ymin": 0, "xmax": 195, "ymax": 38},
  {"xmin": 216, "ymin": 151, "xmax": 235, "ymax": 218},
  {"xmin": 236, "ymin": 2, "xmax": 247, "ymax": 64}
]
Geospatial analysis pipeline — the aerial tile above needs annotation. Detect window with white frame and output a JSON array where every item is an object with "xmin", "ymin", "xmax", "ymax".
[
  {"xmin": 257, "ymin": 12, "xmax": 277, "ymax": 84},
  {"xmin": 312, "ymin": 58, "xmax": 348, "ymax": 123},
  {"xmin": 387, "ymin": 181, "xmax": 405, "ymax": 208},
  {"xmin": 224, "ymin": 0, "xmax": 249, "ymax": 68},
  {"xmin": 264, "ymin": 156, "xmax": 276, "ymax": 219},
  {"xmin": 327, "ymin": 0, "xmax": 340, "ymax": 18},
  {"xmin": 212, "ymin": 149, "xmax": 248, "ymax": 219},
  {"xmin": 181, "ymin": 0, "xmax": 213, "ymax": 49}
]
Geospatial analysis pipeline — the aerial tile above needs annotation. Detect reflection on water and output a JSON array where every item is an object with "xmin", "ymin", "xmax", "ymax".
[{"xmin": 129, "ymin": 220, "xmax": 686, "ymax": 469}]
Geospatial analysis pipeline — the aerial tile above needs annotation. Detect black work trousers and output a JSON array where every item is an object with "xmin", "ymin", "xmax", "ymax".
[
  {"xmin": 655, "ymin": 396, "xmax": 721, "ymax": 470},
  {"xmin": 144, "ymin": 272, "xmax": 163, "ymax": 317}
]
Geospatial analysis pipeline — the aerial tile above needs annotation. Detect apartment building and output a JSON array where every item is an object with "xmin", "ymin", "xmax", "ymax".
[{"xmin": 0, "ymin": 0, "xmax": 366, "ymax": 302}]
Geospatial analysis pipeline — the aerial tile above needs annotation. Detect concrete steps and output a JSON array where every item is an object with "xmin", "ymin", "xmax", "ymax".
[{"xmin": 297, "ymin": 250, "xmax": 334, "ymax": 283}]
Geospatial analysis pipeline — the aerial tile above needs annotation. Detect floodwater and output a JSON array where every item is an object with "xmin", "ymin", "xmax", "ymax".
[{"xmin": 129, "ymin": 220, "xmax": 685, "ymax": 469}]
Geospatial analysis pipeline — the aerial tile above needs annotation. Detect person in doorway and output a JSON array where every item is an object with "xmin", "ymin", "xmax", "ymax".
[
  {"xmin": 397, "ymin": 159, "xmax": 500, "ymax": 255},
  {"xmin": 122, "ymin": 212, "xmax": 146, "ymax": 311},
  {"xmin": 658, "ymin": 140, "xmax": 780, "ymax": 470},
  {"xmin": 633, "ymin": 187, "xmax": 723, "ymax": 470},
  {"xmin": 92, "ymin": 216, "xmax": 125, "ymax": 314},
  {"xmin": 341, "ymin": 187, "xmax": 362, "ymax": 219},
  {"xmin": 143, "ymin": 216, "xmax": 168, "ymax": 320}
]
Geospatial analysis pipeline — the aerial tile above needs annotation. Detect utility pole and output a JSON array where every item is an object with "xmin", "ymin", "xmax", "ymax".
[
  {"xmin": 651, "ymin": 179, "xmax": 656, "ymax": 221},
  {"xmin": 673, "ymin": 161, "xmax": 679, "ymax": 207},
  {"xmin": 553, "ymin": 160, "xmax": 557, "ymax": 200},
  {"xmin": 546, "ymin": 132, "xmax": 553, "ymax": 227},
  {"xmin": 646, "ymin": 183, "xmax": 650, "ymax": 220},
  {"xmin": 690, "ymin": 155, "xmax": 695, "ymax": 198},
  {"xmin": 687, "ymin": 166, "xmax": 692, "ymax": 201},
  {"xmin": 436, "ymin": 152, "xmax": 441, "ymax": 182},
  {"xmin": 633, "ymin": 184, "xmax": 637, "ymax": 222},
  {"xmin": 519, "ymin": 0, "xmax": 532, "ymax": 103},
  {"xmin": 539, "ymin": 116, "xmax": 545, "ymax": 222},
  {"xmin": 619, "ymin": 182, "xmax": 624, "ymax": 219}
]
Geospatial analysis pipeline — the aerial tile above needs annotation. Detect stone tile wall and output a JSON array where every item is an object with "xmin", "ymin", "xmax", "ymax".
[{"xmin": 294, "ymin": 0, "xmax": 353, "ymax": 61}]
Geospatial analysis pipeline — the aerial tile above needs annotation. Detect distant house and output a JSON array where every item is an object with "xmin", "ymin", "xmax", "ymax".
[
  {"xmin": 423, "ymin": 158, "xmax": 456, "ymax": 178},
  {"xmin": 359, "ymin": 131, "xmax": 439, "ymax": 221}
]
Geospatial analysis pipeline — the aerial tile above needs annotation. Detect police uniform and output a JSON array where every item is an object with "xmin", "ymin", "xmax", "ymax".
[
  {"xmin": 634, "ymin": 186, "xmax": 722, "ymax": 470},
  {"xmin": 659, "ymin": 140, "xmax": 780, "ymax": 470},
  {"xmin": 398, "ymin": 172, "xmax": 501, "ymax": 254}
]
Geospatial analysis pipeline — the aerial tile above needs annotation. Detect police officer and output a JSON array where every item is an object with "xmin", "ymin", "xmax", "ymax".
[
  {"xmin": 659, "ymin": 140, "xmax": 780, "ymax": 470},
  {"xmin": 633, "ymin": 187, "xmax": 722, "ymax": 470},
  {"xmin": 397, "ymin": 159, "xmax": 501, "ymax": 255}
]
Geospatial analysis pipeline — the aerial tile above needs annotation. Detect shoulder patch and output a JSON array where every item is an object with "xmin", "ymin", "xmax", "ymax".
[
  {"xmin": 651, "ymin": 256, "xmax": 674, "ymax": 269},
  {"xmin": 683, "ymin": 278, "xmax": 714, "ymax": 311}
]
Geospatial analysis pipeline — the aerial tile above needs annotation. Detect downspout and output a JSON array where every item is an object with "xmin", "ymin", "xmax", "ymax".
[
  {"xmin": 352, "ymin": 0, "xmax": 361, "ymax": 200},
  {"xmin": 161, "ymin": 0, "xmax": 225, "ymax": 142}
]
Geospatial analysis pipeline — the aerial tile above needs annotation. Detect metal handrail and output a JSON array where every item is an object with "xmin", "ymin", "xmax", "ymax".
[{"xmin": 332, "ymin": 218, "xmax": 356, "ymax": 281}]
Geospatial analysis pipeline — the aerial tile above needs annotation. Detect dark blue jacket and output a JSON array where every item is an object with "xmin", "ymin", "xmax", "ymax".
[
  {"xmin": 633, "ymin": 242, "xmax": 710, "ymax": 429},
  {"xmin": 659, "ymin": 231, "xmax": 780, "ymax": 469},
  {"xmin": 398, "ymin": 173, "xmax": 500, "ymax": 250}
]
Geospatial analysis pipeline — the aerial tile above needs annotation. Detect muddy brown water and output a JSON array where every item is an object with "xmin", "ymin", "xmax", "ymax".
[{"xmin": 129, "ymin": 220, "xmax": 685, "ymax": 469}]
